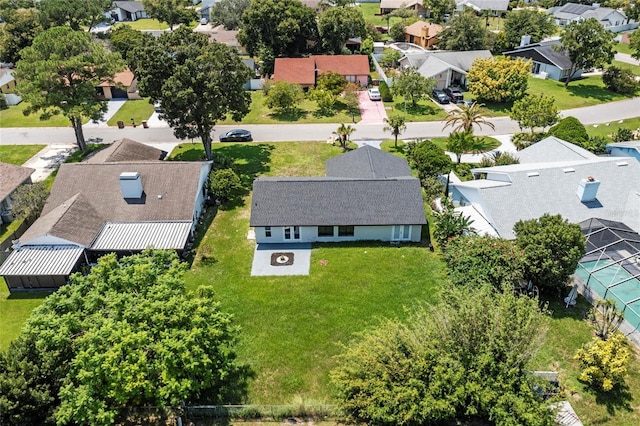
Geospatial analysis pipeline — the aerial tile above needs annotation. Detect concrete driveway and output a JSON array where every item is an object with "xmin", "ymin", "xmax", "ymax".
[{"xmin": 358, "ymin": 91, "xmax": 388, "ymax": 124}]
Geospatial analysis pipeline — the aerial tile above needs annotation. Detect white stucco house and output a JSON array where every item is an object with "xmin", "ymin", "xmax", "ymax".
[
  {"xmin": 550, "ymin": 3, "xmax": 637, "ymax": 32},
  {"xmin": 504, "ymin": 39, "xmax": 580, "ymax": 82},
  {"xmin": 250, "ymin": 146, "xmax": 427, "ymax": 244}
]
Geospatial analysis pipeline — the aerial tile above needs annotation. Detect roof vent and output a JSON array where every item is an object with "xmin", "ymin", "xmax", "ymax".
[
  {"xmin": 563, "ymin": 168, "xmax": 575, "ymax": 173},
  {"xmin": 616, "ymin": 161, "xmax": 628, "ymax": 166},
  {"xmin": 577, "ymin": 176, "xmax": 600, "ymax": 202},
  {"xmin": 527, "ymin": 172, "xmax": 539, "ymax": 177},
  {"xmin": 119, "ymin": 172, "xmax": 143, "ymax": 199}
]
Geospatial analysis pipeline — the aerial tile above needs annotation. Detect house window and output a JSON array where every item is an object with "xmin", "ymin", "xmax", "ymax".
[
  {"xmin": 338, "ymin": 226, "xmax": 354, "ymax": 237},
  {"xmin": 265, "ymin": 226, "xmax": 271, "ymax": 237},
  {"xmin": 284, "ymin": 227, "xmax": 290, "ymax": 239},
  {"xmin": 560, "ymin": 68, "xmax": 570, "ymax": 79},
  {"xmin": 318, "ymin": 226, "xmax": 334, "ymax": 237}
]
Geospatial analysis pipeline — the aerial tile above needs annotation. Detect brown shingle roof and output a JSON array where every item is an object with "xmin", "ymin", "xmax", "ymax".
[
  {"xmin": 86, "ymin": 139, "xmax": 166, "ymax": 164},
  {"xmin": 98, "ymin": 68, "xmax": 135, "ymax": 87},
  {"xmin": 273, "ymin": 57, "xmax": 316, "ymax": 85},
  {"xmin": 403, "ymin": 21, "xmax": 443, "ymax": 38},
  {"xmin": 0, "ymin": 162, "xmax": 34, "ymax": 201},
  {"xmin": 312, "ymin": 55, "xmax": 369, "ymax": 76}
]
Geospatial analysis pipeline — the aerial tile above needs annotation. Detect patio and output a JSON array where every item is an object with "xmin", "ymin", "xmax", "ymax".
[{"xmin": 250, "ymin": 243, "xmax": 312, "ymax": 276}]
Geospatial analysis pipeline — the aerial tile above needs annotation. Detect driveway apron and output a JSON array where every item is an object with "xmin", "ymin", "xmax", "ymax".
[{"xmin": 358, "ymin": 91, "xmax": 388, "ymax": 125}]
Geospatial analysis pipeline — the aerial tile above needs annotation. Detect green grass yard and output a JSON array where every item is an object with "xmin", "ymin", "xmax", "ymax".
[
  {"xmin": 0, "ymin": 103, "xmax": 73, "ymax": 127},
  {"xmin": 0, "ymin": 144, "xmax": 46, "ymax": 165},
  {"xmin": 610, "ymin": 60, "xmax": 640, "ymax": 76},
  {"xmin": 386, "ymin": 96, "xmax": 449, "ymax": 122},
  {"xmin": 112, "ymin": 18, "xmax": 169, "ymax": 31},
  {"xmin": 0, "ymin": 280, "xmax": 50, "ymax": 350},
  {"xmin": 107, "ymin": 98, "xmax": 155, "ymax": 126},
  {"xmin": 586, "ymin": 116, "xmax": 640, "ymax": 139}
]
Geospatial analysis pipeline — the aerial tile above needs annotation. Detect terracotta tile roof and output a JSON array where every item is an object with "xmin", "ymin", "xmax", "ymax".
[
  {"xmin": 403, "ymin": 21, "xmax": 443, "ymax": 38},
  {"xmin": 312, "ymin": 55, "xmax": 369, "ymax": 76},
  {"xmin": 86, "ymin": 139, "xmax": 166, "ymax": 164},
  {"xmin": 98, "ymin": 68, "xmax": 135, "ymax": 87},
  {"xmin": 0, "ymin": 162, "xmax": 34, "ymax": 201},
  {"xmin": 273, "ymin": 57, "xmax": 316, "ymax": 85}
]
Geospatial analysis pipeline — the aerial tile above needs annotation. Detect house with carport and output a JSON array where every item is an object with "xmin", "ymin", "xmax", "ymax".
[
  {"xmin": 250, "ymin": 145, "xmax": 426, "ymax": 244},
  {"xmin": 0, "ymin": 140, "xmax": 210, "ymax": 291}
]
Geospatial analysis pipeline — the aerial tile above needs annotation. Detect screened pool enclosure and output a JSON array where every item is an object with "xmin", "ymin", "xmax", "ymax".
[{"xmin": 575, "ymin": 218, "xmax": 640, "ymax": 333}]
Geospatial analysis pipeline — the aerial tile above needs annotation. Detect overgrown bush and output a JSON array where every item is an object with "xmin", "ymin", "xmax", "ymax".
[
  {"xmin": 612, "ymin": 127, "xmax": 634, "ymax": 142},
  {"xmin": 602, "ymin": 66, "xmax": 638, "ymax": 94},
  {"xmin": 0, "ymin": 94, "xmax": 7, "ymax": 110},
  {"xmin": 582, "ymin": 136, "xmax": 608, "ymax": 154},
  {"xmin": 421, "ymin": 176, "xmax": 445, "ymax": 206},
  {"xmin": 574, "ymin": 332, "xmax": 630, "ymax": 392},
  {"xmin": 379, "ymin": 81, "xmax": 393, "ymax": 102},
  {"xmin": 547, "ymin": 116, "xmax": 589, "ymax": 144},
  {"xmin": 512, "ymin": 132, "xmax": 546, "ymax": 151},
  {"xmin": 209, "ymin": 168, "xmax": 242, "ymax": 202}
]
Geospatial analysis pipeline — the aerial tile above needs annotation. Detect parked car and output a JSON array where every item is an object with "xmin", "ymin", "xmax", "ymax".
[
  {"xmin": 368, "ymin": 88, "xmax": 381, "ymax": 101},
  {"xmin": 219, "ymin": 129, "xmax": 253, "ymax": 142},
  {"xmin": 431, "ymin": 89, "xmax": 450, "ymax": 104},
  {"xmin": 154, "ymin": 100, "xmax": 163, "ymax": 113},
  {"xmin": 444, "ymin": 87, "xmax": 463, "ymax": 103},
  {"xmin": 200, "ymin": 17, "xmax": 209, "ymax": 25}
]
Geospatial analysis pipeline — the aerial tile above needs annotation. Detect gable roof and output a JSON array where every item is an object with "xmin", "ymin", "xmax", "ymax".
[
  {"xmin": 504, "ymin": 40, "xmax": 572, "ymax": 70},
  {"xmin": 517, "ymin": 136, "xmax": 597, "ymax": 164},
  {"xmin": 250, "ymin": 177, "xmax": 426, "ymax": 227},
  {"xmin": 87, "ymin": 139, "xmax": 166, "ymax": 164},
  {"xmin": 113, "ymin": 1, "xmax": 146, "ymax": 13},
  {"xmin": 326, "ymin": 145, "xmax": 412, "ymax": 178},
  {"xmin": 312, "ymin": 55, "xmax": 370, "ymax": 76},
  {"xmin": 403, "ymin": 21, "xmax": 443, "ymax": 38},
  {"xmin": 0, "ymin": 162, "xmax": 34, "ymax": 201},
  {"xmin": 402, "ymin": 50, "xmax": 492, "ymax": 78},
  {"xmin": 273, "ymin": 55, "xmax": 369, "ymax": 85},
  {"xmin": 380, "ymin": 0, "xmax": 422, "ymax": 9},
  {"xmin": 0, "ymin": 69, "xmax": 15, "ymax": 87},
  {"xmin": 457, "ymin": 0, "xmax": 509, "ymax": 12},
  {"xmin": 98, "ymin": 68, "xmax": 135, "ymax": 88},
  {"xmin": 273, "ymin": 57, "xmax": 316, "ymax": 85}
]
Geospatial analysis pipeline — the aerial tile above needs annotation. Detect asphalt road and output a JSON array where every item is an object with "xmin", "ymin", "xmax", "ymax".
[{"xmin": 1, "ymin": 97, "xmax": 639, "ymax": 146}]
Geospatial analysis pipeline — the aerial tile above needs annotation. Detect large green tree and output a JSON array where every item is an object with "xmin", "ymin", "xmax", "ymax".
[
  {"xmin": 134, "ymin": 28, "xmax": 252, "ymax": 161},
  {"xmin": 499, "ymin": 9, "xmax": 555, "ymax": 51},
  {"xmin": 37, "ymin": 0, "xmax": 111, "ymax": 30},
  {"xmin": 409, "ymin": 139, "xmax": 452, "ymax": 180},
  {"xmin": 560, "ymin": 18, "xmax": 615, "ymax": 87},
  {"xmin": 109, "ymin": 25, "xmax": 154, "ymax": 64},
  {"xmin": 0, "ymin": 7, "xmax": 42, "ymax": 64},
  {"xmin": 331, "ymin": 284, "xmax": 553, "ymax": 426},
  {"xmin": 509, "ymin": 94, "xmax": 559, "ymax": 135},
  {"xmin": 0, "ymin": 250, "xmax": 248, "ymax": 426},
  {"xmin": 142, "ymin": 0, "xmax": 196, "ymax": 30},
  {"xmin": 630, "ymin": 30, "xmax": 640, "ymax": 60},
  {"xmin": 438, "ymin": 7, "xmax": 488, "ymax": 51},
  {"xmin": 238, "ymin": 0, "xmax": 318, "ymax": 61},
  {"xmin": 423, "ymin": 0, "xmax": 456, "ymax": 23},
  {"xmin": 318, "ymin": 6, "xmax": 366, "ymax": 54},
  {"xmin": 467, "ymin": 56, "xmax": 531, "ymax": 103},
  {"xmin": 265, "ymin": 80, "xmax": 305, "ymax": 114},
  {"xmin": 514, "ymin": 214, "xmax": 586, "ymax": 293},
  {"xmin": 15, "ymin": 26, "xmax": 125, "ymax": 152},
  {"xmin": 210, "ymin": 0, "xmax": 250, "ymax": 30},
  {"xmin": 383, "ymin": 114, "xmax": 407, "ymax": 148},
  {"xmin": 391, "ymin": 67, "xmax": 436, "ymax": 107}
]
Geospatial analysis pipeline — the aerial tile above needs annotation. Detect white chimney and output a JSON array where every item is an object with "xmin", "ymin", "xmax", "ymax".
[
  {"xmin": 520, "ymin": 35, "xmax": 531, "ymax": 47},
  {"xmin": 577, "ymin": 176, "xmax": 600, "ymax": 202},
  {"xmin": 119, "ymin": 172, "xmax": 143, "ymax": 198}
]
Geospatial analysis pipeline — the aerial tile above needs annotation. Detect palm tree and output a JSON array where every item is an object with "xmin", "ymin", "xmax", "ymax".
[
  {"xmin": 333, "ymin": 123, "xmax": 356, "ymax": 149},
  {"xmin": 446, "ymin": 131, "xmax": 491, "ymax": 164},
  {"xmin": 443, "ymin": 102, "xmax": 496, "ymax": 133},
  {"xmin": 383, "ymin": 114, "xmax": 407, "ymax": 148}
]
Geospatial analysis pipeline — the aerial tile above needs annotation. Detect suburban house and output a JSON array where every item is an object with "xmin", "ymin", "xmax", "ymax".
[
  {"xmin": 96, "ymin": 69, "xmax": 142, "ymax": 100},
  {"xmin": 607, "ymin": 141, "xmax": 640, "ymax": 162},
  {"xmin": 504, "ymin": 39, "xmax": 580, "ymax": 82},
  {"xmin": 403, "ymin": 21, "xmax": 443, "ymax": 49},
  {"xmin": 379, "ymin": 0, "xmax": 426, "ymax": 16},
  {"xmin": 550, "ymin": 3, "xmax": 637, "ymax": 32},
  {"xmin": 448, "ymin": 137, "xmax": 640, "ymax": 239},
  {"xmin": 456, "ymin": 0, "xmax": 509, "ymax": 16},
  {"xmin": 250, "ymin": 145, "xmax": 426, "ymax": 244},
  {"xmin": 206, "ymin": 25, "xmax": 245, "ymax": 54},
  {"xmin": 108, "ymin": 1, "xmax": 148, "ymax": 22},
  {"xmin": 198, "ymin": 0, "xmax": 217, "ymax": 21},
  {"xmin": 272, "ymin": 55, "xmax": 370, "ymax": 88},
  {"xmin": 0, "ymin": 162, "xmax": 35, "ymax": 224},
  {"xmin": 0, "ymin": 69, "xmax": 21, "ymax": 105},
  {"xmin": 397, "ymin": 49, "xmax": 493, "ymax": 89},
  {"xmin": 0, "ymin": 139, "xmax": 211, "ymax": 291}
]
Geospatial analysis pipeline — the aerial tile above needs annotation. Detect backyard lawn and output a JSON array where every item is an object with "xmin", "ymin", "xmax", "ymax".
[
  {"xmin": 107, "ymin": 98, "xmax": 155, "ymax": 126},
  {"xmin": 0, "ymin": 103, "xmax": 73, "ymax": 127},
  {"xmin": 113, "ymin": 18, "xmax": 169, "ymax": 31},
  {"xmin": 0, "ymin": 144, "xmax": 46, "ymax": 165},
  {"xmin": 0, "ymin": 280, "xmax": 50, "ymax": 350},
  {"xmin": 386, "ymin": 96, "xmax": 449, "ymax": 122}
]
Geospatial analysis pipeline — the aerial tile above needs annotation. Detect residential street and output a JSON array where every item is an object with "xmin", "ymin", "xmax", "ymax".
[{"xmin": 1, "ymin": 97, "xmax": 639, "ymax": 146}]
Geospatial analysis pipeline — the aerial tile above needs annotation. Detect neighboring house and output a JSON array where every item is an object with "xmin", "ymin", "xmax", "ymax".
[
  {"xmin": 0, "ymin": 162, "xmax": 35, "ymax": 223},
  {"xmin": 96, "ymin": 69, "xmax": 142, "ymax": 100},
  {"xmin": 203, "ymin": 25, "xmax": 245, "ymax": 54},
  {"xmin": 273, "ymin": 55, "xmax": 370, "ymax": 88},
  {"xmin": 607, "ymin": 141, "xmax": 640, "ymax": 162},
  {"xmin": 250, "ymin": 145, "xmax": 426, "ymax": 244},
  {"xmin": 456, "ymin": 0, "xmax": 509, "ymax": 16},
  {"xmin": 198, "ymin": 0, "xmax": 217, "ymax": 21},
  {"xmin": 242, "ymin": 58, "xmax": 263, "ymax": 90},
  {"xmin": 380, "ymin": 0, "xmax": 426, "ymax": 16},
  {"xmin": 403, "ymin": 21, "xmax": 443, "ymax": 49},
  {"xmin": 299, "ymin": 0, "xmax": 324, "ymax": 12},
  {"xmin": 398, "ymin": 49, "xmax": 493, "ymax": 89},
  {"xmin": 550, "ymin": 3, "xmax": 637, "ymax": 32},
  {"xmin": 448, "ymin": 136, "xmax": 640, "ymax": 239},
  {"xmin": 109, "ymin": 1, "xmax": 148, "ymax": 22},
  {"xmin": 0, "ymin": 69, "xmax": 21, "ymax": 105},
  {"xmin": 0, "ymin": 139, "xmax": 211, "ymax": 291},
  {"xmin": 504, "ymin": 39, "xmax": 581, "ymax": 82}
]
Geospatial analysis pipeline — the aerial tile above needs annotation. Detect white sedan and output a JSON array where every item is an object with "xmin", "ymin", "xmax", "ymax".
[{"xmin": 368, "ymin": 88, "xmax": 381, "ymax": 101}]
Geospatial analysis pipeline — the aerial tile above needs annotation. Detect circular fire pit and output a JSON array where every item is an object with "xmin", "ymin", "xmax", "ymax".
[{"xmin": 271, "ymin": 252, "xmax": 294, "ymax": 266}]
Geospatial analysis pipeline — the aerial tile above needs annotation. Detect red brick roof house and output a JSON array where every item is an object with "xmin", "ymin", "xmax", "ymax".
[{"xmin": 273, "ymin": 55, "xmax": 370, "ymax": 88}]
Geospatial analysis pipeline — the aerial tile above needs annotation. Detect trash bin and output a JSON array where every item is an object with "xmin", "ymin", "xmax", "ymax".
[
  {"xmin": 1, "ymin": 211, "xmax": 13, "ymax": 224},
  {"xmin": 141, "ymin": 120, "xmax": 148, "ymax": 128},
  {"xmin": 117, "ymin": 120, "xmax": 125, "ymax": 129}
]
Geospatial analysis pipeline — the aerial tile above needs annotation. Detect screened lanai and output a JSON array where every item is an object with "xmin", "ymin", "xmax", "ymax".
[{"xmin": 574, "ymin": 218, "xmax": 640, "ymax": 333}]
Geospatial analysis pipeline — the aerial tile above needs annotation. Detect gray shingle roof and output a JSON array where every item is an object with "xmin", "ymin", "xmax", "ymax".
[
  {"xmin": 250, "ymin": 177, "xmax": 426, "ymax": 227},
  {"xmin": 86, "ymin": 139, "xmax": 166, "ymax": 164},
  {"xmin": 326, "ymin": 145, "xmax": 412, "ymax": 178},
  {"xmin": 517, "ymin": 136, "xmax": 597, "ymax": 164},
  {"xmin": 113, "ymin": 1, "xmax": 146, "ymax": 13},
  {"xmin": 0, "ymin": 162, "xmax": 34, "ymax": 202},
  {"xmin": 504, "ymin": 40, "xmax": 572, "ymax": 70}
]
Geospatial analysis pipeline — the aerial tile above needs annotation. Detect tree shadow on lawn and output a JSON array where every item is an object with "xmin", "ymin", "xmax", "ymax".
[
  {"xmin": 269, "ymin": 108, "xmax": 308, "ymax": 122},
  {"xmin": 392, "ymin": 101, "xmax": 439, "ymax": 117},
  {"xmin": 540, "ymin": 293, "xmax": 593, "ymax": 321},
  {"xmin": 564, "ymin": 81, "xmax": 628, "ymax": 103},
  {"xmin": 170, "ymin": 144, "xmax": 207, "ymax": 161},
  {"xmin": 586, "ymin": 382, "xmax": 634, "ymax": 417},
  {"xmin": 7, "ymin": 291, "xmax": 53, "ymax": 300}
]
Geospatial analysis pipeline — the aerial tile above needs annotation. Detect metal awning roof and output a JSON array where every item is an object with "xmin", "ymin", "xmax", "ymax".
[
  {"xmin": 0, "ymin": 246, "xmax": 83, "ymax": 276},
  {"xmin": 91, "ymin": 221, "xmax": 192, "ymax": 251}
]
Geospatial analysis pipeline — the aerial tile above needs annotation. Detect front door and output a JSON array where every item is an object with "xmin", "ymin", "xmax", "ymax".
[
  {"xmin": 392, "ymin": 225, "xmax": 411, "ymax": 241},
  {"xmin": 284, "ymin": 226, "xmax": 300, "ymax": 240}
]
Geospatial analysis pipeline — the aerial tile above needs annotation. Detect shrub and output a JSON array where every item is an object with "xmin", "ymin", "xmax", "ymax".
[
  {"xmin": 547, "ymin": 116, "xmax": 588, "ymax": 144},
  {"xmin": 512, "ymin": 132, "xmax": 546, "ymax": 151},
  {"xmin": 379, "ymin": 80, "xmax": 393, "ymax": 102},
  {"xmin": 0, "ymin": 94, "xmax": 7, "ymax": 110},
  {"xmin": 602, "ymin": 66, "xmax": 638, "ymax": 95},
  {"xmin": 409, "ymin": 139, "xmax": 452, "ymax": 180},
  {"xmin": 209, "ymin": 168, "xmax": 242, "ymax": 202},
  {"xmin": 612, "ymin": 127, "xmax": 634, "ymax": 142},
  {"xmin": 582, "ymin": 136, "xmax": 608, "ymax": 154},
  {"xmin": 421, "ymin": 176, "xmax": 444, "ymax": 205},
  {"xmin": 574, "ymin": 332, "xmax": 630, "ymax": 392}
]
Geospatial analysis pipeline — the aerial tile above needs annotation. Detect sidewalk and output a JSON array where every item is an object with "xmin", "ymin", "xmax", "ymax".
[{"xmin": 22, "ymin": 144, "xmax": 76, "ymax": 182}]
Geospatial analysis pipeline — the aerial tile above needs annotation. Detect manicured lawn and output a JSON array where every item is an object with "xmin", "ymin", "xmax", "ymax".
[
  {"xmin": 0, "ymin": 279, "xmax": 51, "ymax": 350},
  {"xmin": 611, "ymin": 60, "xmax": 640, "ymax": 76},
  {"xmin": 178, "ymin": 141, "xmax": 445, "ymax": 403},
  {"xmin": 0, "ymin": 103, "xmax": 72, "ymax": 127},
  {"xmin": 386, "ymin": 96, "xmax": 449, "ymax": 122},
  {"xmin": 107, "ymin": 99, "xmax": 155, "ymax": 126},
  {"xmin": 113, "ymin": 18, "xmax": 169, "ymax": 31},
  {"xmin": 616, "ymin": 42, "xmax": 634, "ymax": 56},
  {"xmin": 358, "ymin": 3, "xmax": 390, "ymax": 28},
  {"xmin": 0, "ymin": 144, "xmax": 46, "ymax": 165},
  {"xmin": 586, "ymin": 116, "xmax": 640, "ymax": 139},
  {"xmin": 221, "ymin": 91, "xmax": 362, "ymax": 125}
]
